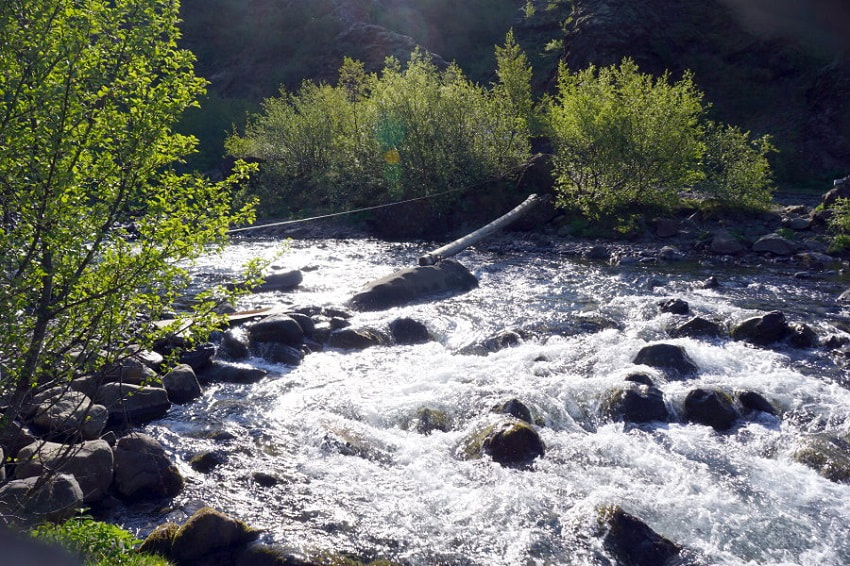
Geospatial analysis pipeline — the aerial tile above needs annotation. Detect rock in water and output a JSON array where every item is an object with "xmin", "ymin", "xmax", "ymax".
[
  {"xmin": 113, "ymin": 433, "xmax": 183, "ymax": 500},
  {"xmin": 463, "ymin": 419, "xmax": 545, "ymax": 467},
  {"xmin": 684, "ymin": 388, "xmax": 738, "ymax": 431},
  {"xmin": 350, "ymin": 259, "xmax": 478, "ymax": 311},
  {"xmin": 731, "ymin": 311, "xmax": 790, "ymax": 345},
  {"xmin": 632, "ymin": 343, "xmax": 699, "ymax": 378},
  {"xmin": 597, "ymin": 505, "xmax": 682, "ymax": 566}
]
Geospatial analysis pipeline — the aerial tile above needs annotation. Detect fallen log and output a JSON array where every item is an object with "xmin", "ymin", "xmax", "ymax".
[{"xmin": 418, "ymin": 194, "xmax": 539, "ymax": 266}]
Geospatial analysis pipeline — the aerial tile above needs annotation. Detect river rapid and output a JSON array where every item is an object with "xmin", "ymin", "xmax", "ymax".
[{"xmin": 139, "ymin": 235, "xmax": 850, "ymax": 565}]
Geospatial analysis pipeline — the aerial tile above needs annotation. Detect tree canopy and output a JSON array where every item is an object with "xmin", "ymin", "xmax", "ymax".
[{"xmin": 0, "ymin": 0, "xmax": 256, "ymax": 431}]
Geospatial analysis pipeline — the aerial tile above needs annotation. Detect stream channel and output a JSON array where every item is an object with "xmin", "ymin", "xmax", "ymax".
[{"xmin": 127, "ymin": 235, "xmax": 850, "ymax": 565}]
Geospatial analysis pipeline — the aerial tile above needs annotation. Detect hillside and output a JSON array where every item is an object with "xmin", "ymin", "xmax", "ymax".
[{"xmin": 178, "ymin": 0, "xmax": 849, "ymax": 189}]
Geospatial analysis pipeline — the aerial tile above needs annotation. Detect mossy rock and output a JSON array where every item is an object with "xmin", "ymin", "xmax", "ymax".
[
  {"xmin": 601, "ymin": 385, "xmax": 669, "ymax": 424},
  {"xmin": 171, "ymin": 507, "xmax": 259, "ymax": 563},
  {"xmin": 461, "ymin": 418, "xmax": 545, "ymax": 467},
  {"xmin": 139, "ymin": 522, "xmax": 179, "ymax": 558},
  {"xmin": 684, "ymin": 388, "xmax": 738, "ymax": 431},
  {"xmin": 793, "ymin": 434, "xmax": 850, "ymax": 483},
  {"xmin": 411, "ymin": 407, "xmax": 451, "ymax": 435}
]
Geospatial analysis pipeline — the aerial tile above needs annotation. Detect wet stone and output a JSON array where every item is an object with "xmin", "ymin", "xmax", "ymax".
[
  {"xmin": 670, "ymin": 316, "xmax": 724, "ymax": 339},
  {"xmin": 597, "ymin": 505, "xmax": 682, "ymax": 566},
  {"xmin": 658, "ymin": 298, "xmax": 689, "ymax": 315},
  {"xmin": 685, "ymin": 388, "xmax": 738, "ymax": 431},
  {"xmin": 492, "ymin": 398, "xmax": 533, "ymax": 424},
  {"xmin": 633, "ymin": 343, "xmax": 699, "ymax": 378},
  {"xmin": 738, "ymin": 391, "xmax": 777, "ymax": 415}
]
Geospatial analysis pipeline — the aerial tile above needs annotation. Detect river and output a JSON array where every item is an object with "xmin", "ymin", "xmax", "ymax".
[{"xmin": 135, "ymin": 235, "xmax": 850, "ymax": 565}]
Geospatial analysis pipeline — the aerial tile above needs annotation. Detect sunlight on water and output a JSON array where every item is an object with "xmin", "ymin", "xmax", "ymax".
[{"xmin": 146, "ymin": 237, "xmax": 850, "ymax": 565}]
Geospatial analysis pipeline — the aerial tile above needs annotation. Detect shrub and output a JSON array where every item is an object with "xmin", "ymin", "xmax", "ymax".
[
  {"xmin": 828, "ymin": 197, "xmax": 850, "ymax": 252},
  {"xmin": 698, "ymin": 121, "xmax": 776, "ymax": 209},
  {"xmin": 546, "ymin": 59, "xmax": 706, "ymax": 217},
  {"xmin": 30, "ymin": 516, "xmax": 171, "ymax": 566},
  {"xmin": 226, "ymin": 36, "xmax": 532, "ymax": 220}
]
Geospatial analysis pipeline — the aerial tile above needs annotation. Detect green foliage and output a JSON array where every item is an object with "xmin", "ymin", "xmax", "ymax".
[
  {"xmin": 545, "ymin": 58, "xmax": 777, "ymax": 221},
  {"xmin": 828, "ymin": 197, "xmax": 850, "ymax": 252},
  {"xmin": 31, "ymin": 515, "xmax": 171, "ymax": 565},
  {"xmin": 698, "ymin": 121, "xmax": 776, "ymax": 209},
  {"xmin": 546, "ymin": 58, "xmax": 706, "ymax": 217},
  {"xmin": 0, "ymin": 0, "xmax": 259, "ymax": 429},
  {"xmin": 227, "ymin": 38, "xmax": 532, "ymax": 218}
]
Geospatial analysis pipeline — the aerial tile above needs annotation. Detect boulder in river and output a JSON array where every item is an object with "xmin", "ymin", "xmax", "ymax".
[
  {"xmin": 669, "ymin": 316, "xmax": 725, "ymax": 339},
  {"xmin": 349, "ymin": 258, "xmax": 478, "ymax": 311},
  {"xmin": 411, "ymin": 407, "xmax": 452, "ymax": 435},
  {"xmin": 161, "ymin": 363, "xmax": 202, "ymax": 404},
  {"xmin": 737, "ymin": 391, "xmax": 777, "ymax": 416},
  {"xmin": 463, "ymin": 418, "xmax": 545, "ymax": 467},
  {"xmin": 27, "ymin": 387, "xmax": 108, "ymax": 440},
  {"xmin": 604, "ymin": 384, "xmax": 669, "ymax": 424},
  {"xmin": 389, "ymin": 317, "xmax": 431, "ymax": 345},
  {"xmin": 254, "ymin": 341, "xmax": 304, "ymax": 365},
  {"xmin": 248, "ymin": 313, "xmax": 304, "ymax": 347},
  {"xmin": 731, "ymin": 311, "xmax": 790, "ymax": 345},
  {"xmin": 492, "ymin": 399, "xmax": 534, "ymax": 424},
  {"xmin": 596, "ymin": 505, "xmax": 682, "ymax": 566},
  {"xmin": 251, "ymin": 269, "xmax": 303, "ymax": 293},
  {"xmin": 632, "ymin": 343, "xmax": 699, "ymax": 378},
  {"xmin": 95, "ymin": 382, "xmax": 171, "ymax": 425},
  {"xmin": 658, "ymin": 298, "xmax": 689, "ymax": 315},
  {"xmin": 113, "ymin": 432, "xmax": 183, "ymax": 500},
  {"xmin": 792, "ymin": 433, "xmax": 850, "ymax": 483},
  {"xmin": 15, "ymin": 439, "xmax": 114, "ymax": 503},
  {"xmin": 684, "ymin": 388, "xmax": 738, "ymax": 431},
  {"xmin": 327, "ymin": 327, "xmax": 390, "ymax": 350},
  {"xmin": 170, "ymin": 507, "xmax": 259, "ymax": 564},
  {"xmin": 200, "ymin": 361, "xmax": 268, "ymax": 384}
]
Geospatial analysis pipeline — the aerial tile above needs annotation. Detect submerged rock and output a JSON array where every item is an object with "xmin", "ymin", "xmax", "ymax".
[
  {"xmin": 632, "ymin": 343, "xmax": 699, "ymax": 378},
  {"xmin": 350, "ymin": 259, "xmax": 478, "ymax": 311},
  {"xmin": 411, "ymin": 407, "xmax": 452, "ymax": 435},
  {"xmin": 327, "ymin": 327, "xmax": 389, "ymax": 350},
  {"xmin": 596, "ymin": 505, "xmax": 682, "ymax": 566},
  {"xmin": 200, "ymin": 361, "xmax": 268, "ymax": 384},
  {"xmin": 670, "ymin": 316, "xmax": 725, "ymax": 339},
  {"xmin": 684, "ymin": 388, "xmax": 738, "ymax": 431},
  {"xmin": 793, "ymin": 434, "xmax": 850, "ymax": 483}
]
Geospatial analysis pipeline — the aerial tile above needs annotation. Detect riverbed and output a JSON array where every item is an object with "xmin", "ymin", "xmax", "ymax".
[{"xmin": 137, "ymin": 236, "xmax": 850, "ymax": 565}]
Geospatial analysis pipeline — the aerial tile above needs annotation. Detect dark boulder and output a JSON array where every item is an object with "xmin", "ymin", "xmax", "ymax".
[
  {"xmin": 252, "ymin": 269, "xmax": 303, "ymax": 292},
  {"xmin": 287, "ymin": 312, "xmax": 315, "ymax": 338},
  {"xmin": 585, "ymin": 245, "xmax": 611, "ymax": 260},
  {"xmin": 389, "ymin": 317, "xmax": 431, "ymax": 345},
  {"xmin": 328, "ymin": 327, "xmax": 389, "ymax": 350},
  {"xmin": 0, "ymin": 474, "xmax": 83, "ymax": 525},
  {"xmin": 162, "ymin": 364, "xmax": 202, "ymax": 404},
  {"xmin": 624, "ymin": 373, "xmax": 654, "ymax": 386},
  {"xmin": 633, "ymin": 344, "xmax": 699, "ymax": 378},
  {"xmin": 597, "ymin": 505, "xmax": 682, "ymax": 566},
  {"xmin": 171, "ymin": 507, "xmax": 259, "ymax": 564},
  {"xmin": 248, "ymin": 314, "xmax": 304, "ymax": 347},
  {"xmin": 738, "ymin": 391, "xmax": 777, "ymax": 415},
  {"xmin": 350, "ymin": 259, "xmax": 478, "ymax": 311},
  {"xmin": 219, "ymin": 329, "xmax": 251, "ymax": 360},
  {"xmin": 254, "ymin": 342, "xmax": 304, "ymax": 365},
  {"xmin": 710, "ymin": 230, "xmax": 744, "ymax": 255},
  {"xmin": 670, "ymin": 316, "xmax": 724, "ymax": 339},
  {"xmin": 179, "ymin": 343, "xmax": 216, "ymax": 372},
  {"xmin": 95, "ymin": 383, "xmax": 171, "ymax": 426},
  {"xmin": 792, "ymin": 434, "xmax": 850, "ymax": 483},
  {"xmin": 731, "ymin": 311, "xmax": 790, "ymax": 345},
  {"xmin": 788, "ymin": 323, "xmax": 819, "ymax": 348},
  {"xmin": 139, "ymin": 522, "xmax": 179, "ymax": 558},
  {"xmin": 658, "ymin": 298, "xmax": 689, "ymax": 315},
  {"xmin": 200, "ymin": 361, "xmax": 268, "ymax": 384},
  {"xmin": 463, "ymin": 419, "xmax": 545, "ymax": 467},
  {"xmin": 113, "ymin": 432, "xmax": 183, "ymax": 500},
  {"xmin": 189, "ymin": 450, "xmax": 228, "ymax": 473},
  {"xmin": 684, "ymin": 388, "xmax": 738, "ymax": 431},
  {"xmin": 752, "ymin": 233, "xmax": 796, "ymax": 255},
  {"xmin": 607, "ymin": 385, "xmax": 669, "ymax": 424},
  {"xmin": 492, "ymin": 399, "xmax": 533, "ymax": 424}
]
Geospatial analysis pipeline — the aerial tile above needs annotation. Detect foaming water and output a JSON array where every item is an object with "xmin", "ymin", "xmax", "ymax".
[{"xmin": 141, "ymin": 237, "xmax": 850, "ymax": 565}]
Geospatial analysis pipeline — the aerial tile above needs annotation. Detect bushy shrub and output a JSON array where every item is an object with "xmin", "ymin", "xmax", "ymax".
[
  {"xmin": 30, "ymin": 516, "xmax": 171, "ymax": 566},
  {"xmin": 828, "ymin": 197, "xmax": 850, "ymax": 252},
  {"xmin": 698, "ymin": 121, "xmax": 776, "ymax": 209},
  {"xmin": 545, "ymin": 58, "xmax": 776, "ymax": 219},
  {"xmin": 226, "ymin": 36, "xmax": 532, "ymax": 219}
]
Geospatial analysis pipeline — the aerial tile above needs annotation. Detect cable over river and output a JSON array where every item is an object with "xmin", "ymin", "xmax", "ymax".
[{"xmin": 125, "ymin": 235, "xmax": 850, "ymax": 565}]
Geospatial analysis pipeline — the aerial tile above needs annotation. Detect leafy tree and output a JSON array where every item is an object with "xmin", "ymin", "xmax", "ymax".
[
  {"xmin": 0, "ymin": 0, "xmax": 257, "ymax": 435},
  {"xmin": 546, "ymin": 59, "xmax": 706, "ymax": 217},
  {"xmin": 227, "ymin": 37, "xmax": 532, "ymax": 221},
  {"xmin": 698, "ymin": 121, "xmax": 776, "ymax": 209}
]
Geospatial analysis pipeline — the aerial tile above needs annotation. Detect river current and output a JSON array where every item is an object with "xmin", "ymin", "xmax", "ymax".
[{"xmin": 140, "ymin": 236, "xmax": 849, "ymax": 565}]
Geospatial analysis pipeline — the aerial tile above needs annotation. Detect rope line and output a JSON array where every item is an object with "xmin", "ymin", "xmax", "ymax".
[{"xmin": 226, "ymin": 154, "xmax": 543, "ymax": 235}]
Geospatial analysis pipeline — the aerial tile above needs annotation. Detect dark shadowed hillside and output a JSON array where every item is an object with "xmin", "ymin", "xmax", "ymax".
[{"xmin": 179, "ymin": 0, "xmax": 849, "ymax": 188}]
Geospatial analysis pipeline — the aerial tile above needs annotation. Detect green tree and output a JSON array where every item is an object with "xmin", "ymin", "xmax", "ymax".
[
  {"xmin": 698, "ymin": 121, "xmax": 776, "ymax": 209},
  {"xmin": 0, "ymin": 0, "xmax": 257, "ymax": 434},
  {"xmin": 546, "ymin": 59, "xmax": 705, "ymax": 217}
]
